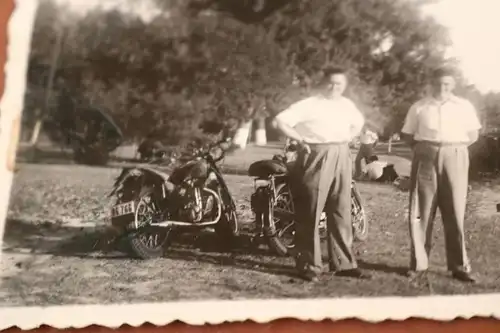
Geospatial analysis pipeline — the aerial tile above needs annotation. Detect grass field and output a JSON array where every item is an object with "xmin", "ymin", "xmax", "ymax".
[{"xmin": 2, "ymin": 144, "xmax": 500, "ymax": 307}]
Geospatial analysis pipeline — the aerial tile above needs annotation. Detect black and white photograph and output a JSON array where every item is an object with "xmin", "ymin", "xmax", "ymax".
[{"xmin": 1, "ymin": 0, "xmax": 500, "ymax": 328}]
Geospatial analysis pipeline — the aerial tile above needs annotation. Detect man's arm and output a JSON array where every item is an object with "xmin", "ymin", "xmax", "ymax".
[
  {"xmin": 463, "ymin": 100, "xmax": 482, "ymax": 146},
  {"xmin": 272, "ymin": 118, "xmax": 306, "ymax": 143},
  {"xmin": 272, "ymin": 98, "xmax": 312, "ymax": 152},
  {"xmin": 348, "ymin": 101, "xmax": 365, "ymax": 140},
  {"xmin": 401, "ymin": 103, "xmax": 419, "ymax": 148},
  {"xmin": 466, "ymin": 131, "xmax": 479, "ymax": 145}
]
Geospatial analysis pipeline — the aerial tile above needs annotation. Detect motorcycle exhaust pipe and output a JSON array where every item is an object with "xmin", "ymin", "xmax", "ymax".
[
  {"xmin": 150, "ymin": 187, "xmax": 223, "ymax": 228},
  {"xmin": 152, "ymin": 219, "xmax": 220, "ymax": 227}
]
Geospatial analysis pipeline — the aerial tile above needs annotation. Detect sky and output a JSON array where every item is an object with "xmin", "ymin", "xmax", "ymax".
[
  {"xmin": 52, "ymin": 0, "xmax": 500, "ymax": 93},
  {"xmin": 421, "ymin": 0, "xmax": 500, "ymax": 93}
]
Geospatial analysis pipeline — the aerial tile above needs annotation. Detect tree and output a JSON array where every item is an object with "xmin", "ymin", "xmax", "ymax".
[{"xmin": 24, "ymin": 0, "xmax": 472, "ymax": 151}]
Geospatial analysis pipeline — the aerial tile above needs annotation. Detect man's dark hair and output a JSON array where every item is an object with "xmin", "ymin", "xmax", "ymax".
[
  {"xmin": 319, "ymin": 66, "xmax": 347, "ymax": 87},
  {"xmin": 323, "ymin": 66, "xmax": 347, "ymax": 77},
  {"xmin": 431, "ymin": 66, "xmax": 457, "ymax": 80}
]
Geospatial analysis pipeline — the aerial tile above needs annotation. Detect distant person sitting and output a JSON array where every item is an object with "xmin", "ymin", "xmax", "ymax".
[
  {"xmin": 354, "ymin": 126, "xmax": 379, "ymax": 179},
  {"xmin": 364, "ymin": 155, "xmax": 399, "ymax": 182}
]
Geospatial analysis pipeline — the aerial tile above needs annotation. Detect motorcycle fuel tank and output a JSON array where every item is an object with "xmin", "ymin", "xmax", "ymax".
[{"xmin": 169, "ymin": 159, "xmax": 210, "ymax": 185}]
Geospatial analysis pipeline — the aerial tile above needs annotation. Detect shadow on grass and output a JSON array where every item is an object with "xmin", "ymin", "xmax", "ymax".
[
  {"xmin": 3, "ymin": 217, "xmax": 412, "ymax": 280},
  {"xmin": 2, "ymin": 218, "xmax": 297, "ymax": 279},
  {"xmin": 357, "ymin": 259, "xmax": 408, "ymax": 277}
]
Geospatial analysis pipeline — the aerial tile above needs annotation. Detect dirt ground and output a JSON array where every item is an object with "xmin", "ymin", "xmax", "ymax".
[{"xmin": 2, "ymin": 155, "xmax": 500, "ymax": 307}]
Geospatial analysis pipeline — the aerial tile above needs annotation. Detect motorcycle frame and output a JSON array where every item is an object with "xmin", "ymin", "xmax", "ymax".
[{"xmin": 115, "ymin": 141, "xmax": 238, "ymax": 230}]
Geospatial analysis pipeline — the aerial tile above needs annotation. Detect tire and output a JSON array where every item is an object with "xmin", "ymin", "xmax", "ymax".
[
  {"xmin": 203, "ymin": 185, "xmax": 239, "ymax": 250},
  {"xmin": 266, "ymin": 183, "xmax": 296, "ymax": 256},
  {"xmin": 351, "ymin": 186, "xmax": 368, "ymax": 241},
  {"xmin": 266, "ymin": 182, "xmax": 368, "ymax": 256},
  {"xmin": 127, "ymin": 187, "xmax": 172, "ymax": 259}
]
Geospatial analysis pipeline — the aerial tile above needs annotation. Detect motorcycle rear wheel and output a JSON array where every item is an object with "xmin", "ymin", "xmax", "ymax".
[
  {"xmin": 266, "ymin": 182, "xmax": 369, "ymax": 257},
  {"xmin": 266, "ymin": 183, "xmax": 296, "ymax": 256},
  {"xmin": 351, "ymin": 185, "xmax": 368, "ymax": 241},
  {"xmin": 127, "ymin": 187, "xmax": 172, "ymax": 259}
]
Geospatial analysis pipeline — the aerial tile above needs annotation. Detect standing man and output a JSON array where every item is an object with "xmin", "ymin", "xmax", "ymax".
[
  {"xmin": 401, "ymin": 67, "xmax": 481, "ymax": 283},
  {"xmin": 273, "ymin": 67, "xmax": 369, "ymax": 282},
  {"xmin": 354, "ymin": 126, "xmax": 379, "ymax": 179}
]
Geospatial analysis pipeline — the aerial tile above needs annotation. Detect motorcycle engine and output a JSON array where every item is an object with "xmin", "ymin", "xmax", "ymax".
[{"xmin": 175, "ymin": 186, "xmax": 204, "ymax": 223}]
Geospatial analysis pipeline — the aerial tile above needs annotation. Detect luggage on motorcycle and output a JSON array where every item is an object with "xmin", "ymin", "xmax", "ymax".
[{"xmin": 248, "ymin": 159, "xmax": 288, "ymax": 178}]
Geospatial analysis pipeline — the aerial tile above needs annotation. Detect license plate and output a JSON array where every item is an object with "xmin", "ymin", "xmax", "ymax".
[{"xmin": 111, "ymin": 201, "xmax": 135, "ymax": 218}]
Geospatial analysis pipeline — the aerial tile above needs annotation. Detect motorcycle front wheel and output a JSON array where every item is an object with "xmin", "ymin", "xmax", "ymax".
[{"xmin": 127, "ymin": 188, "xmax": 172, "ymax": 259}]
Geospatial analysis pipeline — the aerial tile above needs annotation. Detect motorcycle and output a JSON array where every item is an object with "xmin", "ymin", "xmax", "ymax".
[
  {"xmin": 103, "ymin": 138, "xmax": 239, "ymax": 259},
  {"xmin": 248, "ymin": 140, "xmax": 368, "ymax": 256}
]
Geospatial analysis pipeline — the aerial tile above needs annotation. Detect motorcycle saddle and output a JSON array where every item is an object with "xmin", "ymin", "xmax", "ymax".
[{"xmin": 248, "ymin": 159, "xmax": 288, "ymax": 178}]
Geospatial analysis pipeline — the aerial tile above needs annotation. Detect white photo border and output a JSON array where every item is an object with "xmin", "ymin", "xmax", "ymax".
[{"xmin": 1, "ymin": 0, "xmax": 500, "ymax": 331}]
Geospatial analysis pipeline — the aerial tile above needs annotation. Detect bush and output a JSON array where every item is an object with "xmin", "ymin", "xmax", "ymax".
[{"xmin": 469, "ymin": 133, "xmax": 500, "ymax": 177}]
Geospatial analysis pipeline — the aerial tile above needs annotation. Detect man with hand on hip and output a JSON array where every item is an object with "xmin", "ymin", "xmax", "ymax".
[
  {"xmin": 273, "ymin": 67, "xmax": 369, "ymax": 282},
  {"xmin": 401, "ymin": 67, "xmax": 481, "ymax": 283}
]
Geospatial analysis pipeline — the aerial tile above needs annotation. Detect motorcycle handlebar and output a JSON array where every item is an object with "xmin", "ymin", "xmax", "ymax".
[{"xmin": 192, "ymin": 138, "xmax": 231, "ymax": 162}]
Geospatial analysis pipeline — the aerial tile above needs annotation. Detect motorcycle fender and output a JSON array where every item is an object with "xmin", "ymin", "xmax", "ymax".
[{"xmin": 130, "ymin": 166, "xmax": 176, "ymax": 195}]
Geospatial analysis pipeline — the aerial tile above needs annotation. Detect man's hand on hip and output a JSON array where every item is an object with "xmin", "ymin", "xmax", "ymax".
[{"xmin": 299, "ymin": 140, "xmax": 311, "ymax": 154}]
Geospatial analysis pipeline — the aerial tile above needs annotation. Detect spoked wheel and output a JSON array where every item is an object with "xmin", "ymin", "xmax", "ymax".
[
  {"xmin": 205, "ymin": 186, "xmax": 239, "ymax": 250},
  {"xmin": 128, "ymin": 188, "xmax": 172, "ymax": 259},
  {"xmin": 351, "ymin": 186, "xmax": 368, "ymax": 241},
  {"xmin": 267, "ymin": 183, "xmax": 296, "ymax": 256}
]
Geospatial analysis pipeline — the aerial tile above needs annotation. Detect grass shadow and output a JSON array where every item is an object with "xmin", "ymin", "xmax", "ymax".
[
  {"xmin": 357, "ymin": 259, "xmax": 408, "ymax": 277},
  {"xmin": 2, "ymin": 217, "xmax": 298, "ymax": 279}
]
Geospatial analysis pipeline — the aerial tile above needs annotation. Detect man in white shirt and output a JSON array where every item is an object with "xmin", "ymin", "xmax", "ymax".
[
  {"xmin": 354, "ymin": 127, "xmax": 379, "ymax": 179},
  {"xmin": 273, "ymin": 67, "xmax": 369, "ymax": 282},
  {"xmin": 401, "ymin": 67, "xmax": 482, "ymax": 283}
]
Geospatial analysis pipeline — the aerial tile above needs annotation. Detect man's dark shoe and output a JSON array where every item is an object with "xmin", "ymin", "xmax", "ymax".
[
  {"xmin": 452, "ymin": 271, "xmax": 478, "ymax": 283},
  {"xmin": 297, "ymin": 269, "xmax": 320, "ymax": 282},
  {"xmin": 335, "ymin": 268, "xmax": 371, "ymax": 279}
]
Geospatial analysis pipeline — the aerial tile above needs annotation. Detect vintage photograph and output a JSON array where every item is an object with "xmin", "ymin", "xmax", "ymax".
[{"xmin": 1, "ymin": 0, "xmax": 500, "ymax": 328}]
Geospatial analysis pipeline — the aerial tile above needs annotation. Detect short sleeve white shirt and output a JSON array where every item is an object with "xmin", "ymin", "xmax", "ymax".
[
  {"xmin": 401, "ymin": 95, "xmax": 482, "ymax": 143},
  {"xmin": 275, "ymin": 96, "xmax": 365, "ymax": 144}
]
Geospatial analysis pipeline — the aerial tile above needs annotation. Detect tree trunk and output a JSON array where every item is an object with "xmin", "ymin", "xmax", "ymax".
[
  {"xmin": 232, "ymin": 120, "xmax": 253, "ymax": 149},
  {"xmin": 255, "ymin": 116, "xmax": 267, "ymax": 146},
  {"xmin": 29, "ymin": 118, "xmax": 43, "ymax": 146},
  {"xmin": 30, "ymin": 21, "xmax": 64, "ymax": 150}
]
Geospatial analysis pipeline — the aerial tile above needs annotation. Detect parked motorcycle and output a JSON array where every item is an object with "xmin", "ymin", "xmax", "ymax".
[
  {"xmin": 104, "ymin": 138, "xmax": 239, "ymax": 259},
  {"xmin": 248, "ymin": 140, "xmax": 368, "ymax": 256}
]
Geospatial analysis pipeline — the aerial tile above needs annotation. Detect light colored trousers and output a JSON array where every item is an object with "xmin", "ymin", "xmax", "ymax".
[
  {"xmin": 408, "ymin": 141, "xmax": 471, "ymax": 273},
  {"xmin": 289, "ymin": 142, "xmax": 357, "ymax": 273}
]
